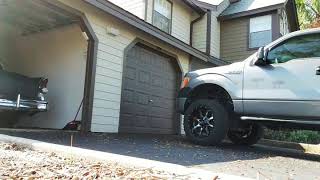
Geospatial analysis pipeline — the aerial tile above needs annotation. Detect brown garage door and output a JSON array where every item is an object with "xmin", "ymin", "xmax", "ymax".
[{"xmin": 119, "ymin": 44, "xmax": 179, "ymax": 134}]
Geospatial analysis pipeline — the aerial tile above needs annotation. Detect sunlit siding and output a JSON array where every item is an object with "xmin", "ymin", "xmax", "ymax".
[
  {"xmin": 192, "ymin": 14, "xmax": 207, "ymax": 53},
  {"xmin": 58, "ymin": 0, "xmax": 191, "ymax": 133},
  {"xmin": 107, "ymin": 0, "xmax": 146, "ymax": 20},
  {"xmin": 171, "ymin": 0, "xmax": 193, "ymax": 44},
  {"xmin": 210, "ymin": 0, "xmax": 229, "ymax": 58}
]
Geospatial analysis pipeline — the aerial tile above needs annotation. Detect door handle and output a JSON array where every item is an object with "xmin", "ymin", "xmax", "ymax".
[{"xmin": 317, "ymin": 67, "xmax": 320, "ymax": 75}]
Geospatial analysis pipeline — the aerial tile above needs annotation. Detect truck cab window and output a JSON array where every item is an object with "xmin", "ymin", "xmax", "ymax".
[{"xmin": 267, "ymin": 33, "xmax": 320, "ymax": 64}]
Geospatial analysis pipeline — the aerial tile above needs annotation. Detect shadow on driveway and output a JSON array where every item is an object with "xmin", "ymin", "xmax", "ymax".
[{"xmin": 1, "ymin": 129, "xmax": 319, "ymax": 166}]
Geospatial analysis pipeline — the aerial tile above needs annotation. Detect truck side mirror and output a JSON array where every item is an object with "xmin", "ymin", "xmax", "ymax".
[{"xmin": 254, "ymin": 47, "xmax": 268, "ymax": 66}]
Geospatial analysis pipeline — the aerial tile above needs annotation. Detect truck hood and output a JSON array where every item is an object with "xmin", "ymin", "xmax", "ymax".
[{"xmin": 188, "ymin": 61, "xmax": 245, "ymax": 78}]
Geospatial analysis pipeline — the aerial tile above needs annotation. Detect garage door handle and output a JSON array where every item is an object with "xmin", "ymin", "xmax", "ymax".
[{"xmin": 149, "ymin": 100, "xmax": 153, "ymax": 103}]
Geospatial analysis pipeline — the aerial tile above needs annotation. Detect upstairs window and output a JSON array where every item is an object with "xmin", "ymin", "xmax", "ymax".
[
  {"xmin": 153, "ymin": 0, "xmax": 172, "ymax": 33},
  {"xmin": 249, "ymin": 15, "xmax": 272, "ymax": 49}
]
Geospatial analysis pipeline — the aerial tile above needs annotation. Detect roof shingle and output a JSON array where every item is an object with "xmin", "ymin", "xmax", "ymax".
[
  {"xmin": 221, "ymin": 0, "xmax": 286, "ymax": 16},
  {"xmin": 195, "ymin": 0, "xmax": 224, "ymax": 6}
]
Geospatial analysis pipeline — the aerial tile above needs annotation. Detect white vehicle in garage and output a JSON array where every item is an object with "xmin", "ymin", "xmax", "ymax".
[{"xmin": 177, "ymin": 28, "xmax": 320, "ymax": 146}]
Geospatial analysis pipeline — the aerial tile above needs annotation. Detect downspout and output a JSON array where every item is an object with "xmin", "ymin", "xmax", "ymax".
[{"xmin": 206, "ymin": 10, "xmax": 212, "ymax": 55}]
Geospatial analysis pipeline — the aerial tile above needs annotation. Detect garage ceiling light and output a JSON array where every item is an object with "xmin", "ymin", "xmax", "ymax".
[{"xmin": 82, "ymin": 32, "xmax": 89, "ymax": 41}]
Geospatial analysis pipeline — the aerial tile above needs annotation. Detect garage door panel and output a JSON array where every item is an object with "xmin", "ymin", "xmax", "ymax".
[
  {"xmin": 120, "ymin": 45, "xmax": 179, "ymax": 134},
  {"xmin": 151, "ymin": 75, "xmax": 177, "ymax": 90},
  {"xmin": 150, "ymin": 107, "xmax": 175, "ymax": 118},
  {"xmin": 152, "ymin": 102, "xmax": 175, "ymax": 111},
  {"xmin": 152, "ymin": 55, "xmax": 164, "ymax": 68},
  {"xmin": 151, "ymin": 74, "xmax": 163, "ymax": 88},
  {"xmin": 151, "ymin": 96, "xmax": 174, "ymax": 109},
  {"xmin": 136, "ymin": 92, "xmax": 149, "ymax": 105},
  {"xmin": 120, "ymin": 113, "xmax": 133, "ymax": 126},
  {"xmin": 122, "ymin": 89, "xmax": 135, "ymax": 103},
  {"xmin": 150, "ymin": 117, "xmax": 174, "ymax": 129},
  {"xmin": 150, "ymin": 87, "xmax": 176, "ymax": 99},
  {"xmin": 121, "ymin": 102, "xmax": 148, "ymax": 116},
  {"xmin": 138, "ymin": 71, "xmax": 151, "ymax": 84},
  {"xmin": 124, "ymin": 66, "xmax": 136, "ymax": 80},
  {"xmin": 134, "ymin": 115, "xmax": 148, "ymax": 127}
]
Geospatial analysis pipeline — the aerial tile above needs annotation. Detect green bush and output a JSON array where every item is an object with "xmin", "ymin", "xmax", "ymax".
[{"xmin": 264, "ymin": 128, "xmax": 320, "ymax": 144}]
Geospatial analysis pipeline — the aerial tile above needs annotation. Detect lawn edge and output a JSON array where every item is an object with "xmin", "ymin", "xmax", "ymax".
[
  {"xmin": 0, "ymin": 134, "xmax": 250, "ymax": 180},
  {"xmin": 260, "ymin": 139, "xmax": 320, "ymax": 154}
]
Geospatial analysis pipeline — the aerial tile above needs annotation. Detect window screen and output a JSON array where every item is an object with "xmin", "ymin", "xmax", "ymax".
[
  {"xmin": 153, "ymin": 0, "xmax": 172, "ymax": 33},
  {"xmin": 249, "ymin": 15, "xmax": 272, "ymax": 48}
]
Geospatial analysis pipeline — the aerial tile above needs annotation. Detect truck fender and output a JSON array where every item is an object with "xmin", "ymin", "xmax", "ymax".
[{"xmin": 188, "ymin": 74, "xmax": 243, "ymax": 113}]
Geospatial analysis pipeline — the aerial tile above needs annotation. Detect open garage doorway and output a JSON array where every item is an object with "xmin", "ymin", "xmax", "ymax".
[{"xmin": 0, "ymin": 0, "xmax": 97, "ymax": 131}]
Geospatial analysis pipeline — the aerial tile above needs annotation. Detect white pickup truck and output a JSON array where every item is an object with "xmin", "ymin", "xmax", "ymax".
[{"xmin": 177, "ymin": 28, "xmax": 320, "ymax": 146}]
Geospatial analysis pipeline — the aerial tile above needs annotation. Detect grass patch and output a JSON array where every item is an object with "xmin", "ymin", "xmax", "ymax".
[{"xmin": 264, "ymin": 128, "xmax": 320, "ymax": 144}]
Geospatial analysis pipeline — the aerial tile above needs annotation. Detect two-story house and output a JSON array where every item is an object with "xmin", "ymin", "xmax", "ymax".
[
  {"xmin": 0, "ymin": 0, "xmax": 298, "ymax": 134},
  {"xmin": 219, "ymin": 0, "xmax": 299, "ymax": 62}
]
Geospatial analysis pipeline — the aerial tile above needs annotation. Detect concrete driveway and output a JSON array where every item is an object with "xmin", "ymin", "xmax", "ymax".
[{"xmin": 1, "ymin": 129, "xmax": 320, "ymax": 179}]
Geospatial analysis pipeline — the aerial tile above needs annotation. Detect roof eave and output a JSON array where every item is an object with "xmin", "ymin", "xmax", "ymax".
[
  {"xmin": 218, "ymin": 3, "xmax": 284, "ymax": 21},
  {"xmin": 182, "ymin": 0, "xmax": 207, "ymax": 15},
  {"xmin": 191, "ymin": 0, "xmax": 218, "ymax": 11},
  {"xmin": 84, "ymin": 0, "xmax": 225, "ymax": 66}
]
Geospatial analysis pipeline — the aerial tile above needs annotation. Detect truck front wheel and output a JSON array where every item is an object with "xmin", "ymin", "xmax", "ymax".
[
  {"xmin": 184, "ymin": 99, "xmax": 229, "ymax": 146},
  {"xmin": 227, "ymin": 124, "xmax": 264, "ymax": 146}
]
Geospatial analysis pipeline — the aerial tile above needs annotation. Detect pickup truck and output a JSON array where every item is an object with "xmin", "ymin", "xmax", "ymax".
[
  {"xmin": 178, "ymin": 28, "xmax": 320, "ymax": 146},
  {"xmin": 0, "ymin": 63, "xmax": 48, "ymax": 113}
]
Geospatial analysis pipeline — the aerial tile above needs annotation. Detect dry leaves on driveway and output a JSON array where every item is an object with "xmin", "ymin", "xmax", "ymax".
[{"xmin": 0, "ymin": 142, "xmax": 193, "ymax": 180}]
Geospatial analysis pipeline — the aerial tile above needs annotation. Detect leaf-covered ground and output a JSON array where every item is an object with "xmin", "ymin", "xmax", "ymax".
[{"xmin": 0, "ymin": 142, "xmax": 192, "ymax": 180}]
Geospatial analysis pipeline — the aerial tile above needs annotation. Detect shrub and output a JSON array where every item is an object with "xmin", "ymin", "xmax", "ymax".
[{"xmin": 264, "ymin": 128, "xmax": 320, "ymax": 144}]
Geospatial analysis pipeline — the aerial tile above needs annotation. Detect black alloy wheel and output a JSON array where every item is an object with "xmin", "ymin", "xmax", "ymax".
[{"xmin": 184, "ymin": 99, "xmax": 229, "ymax": 146}]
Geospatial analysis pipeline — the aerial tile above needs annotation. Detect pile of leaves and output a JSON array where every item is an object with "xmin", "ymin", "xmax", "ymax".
[{"xmin": 0, "ymin": 142, "xmax": 190, "ymax": 179}]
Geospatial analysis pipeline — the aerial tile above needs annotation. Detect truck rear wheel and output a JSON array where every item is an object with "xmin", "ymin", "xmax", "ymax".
[
  {"xmin": 228, "ymin": 124, "xmax": 264, "ymax": 146},
  {"xmin": 184, "ymin": 99, "xmax": 229, "ymax": 146}
]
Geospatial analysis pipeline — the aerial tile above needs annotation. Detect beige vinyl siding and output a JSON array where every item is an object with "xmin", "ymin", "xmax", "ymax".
[
  {"xmin": 209, "ymin": 0, "xmax": 229, "ymax": 58},
  {"xmin": 192, "ymin": 15, "xmax": 207, "ymax": 53},
  {"xmin": 146, "ymin": 0, "xmax": 153, "ymax": 23},
  {"xmin": 210, "ymin": 14, "xmax": 220, "ymax": 58},
  {"xmin": 171, "ymin": 0, "xmax": 193, "ymax": 44},
  {"xmin": 220, "ymin": 17, "xmax": 256, "ymax": 62},
  {"xmin": 147, "ymin": 0, "xmax": 193, "ymax": 44},
  {"xmin": 58, "ymin": 0, "xmax": 190, "ymax": 133},
  {"xmin": 107, "ymin": 0, "xmax": 146, "ymax": 20}
]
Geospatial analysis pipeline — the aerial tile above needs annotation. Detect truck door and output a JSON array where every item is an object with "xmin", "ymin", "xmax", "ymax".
[{"xmin": 243, "ymin": 32, "xmax": 320, "ymax": 118}]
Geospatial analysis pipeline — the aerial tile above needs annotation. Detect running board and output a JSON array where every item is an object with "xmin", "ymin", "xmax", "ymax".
[{"xmin": 240, "ymin": 116, "xmax": 320, "ymax": 125}]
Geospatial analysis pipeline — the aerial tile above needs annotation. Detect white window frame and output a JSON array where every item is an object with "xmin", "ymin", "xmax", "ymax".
[
  {"xmin": 249, "ymin": 15, "xmax": 272, "ymax": 49},
  {"xmin": 152, "ymin": 0, "xmax": 172, "ymax": 33}
]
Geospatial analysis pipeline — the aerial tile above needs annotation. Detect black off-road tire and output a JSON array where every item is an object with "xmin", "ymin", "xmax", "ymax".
[
  {"xmin": 184, "ymin": 99, "xmax": 230, "ymax": 146},
  {"xmin": 228, "ymin": 124, "xmax": 264, "ymax": 146}
]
